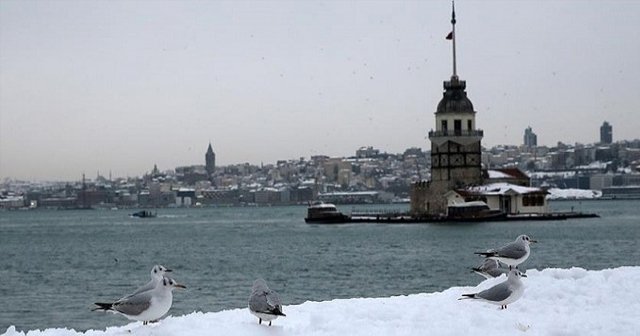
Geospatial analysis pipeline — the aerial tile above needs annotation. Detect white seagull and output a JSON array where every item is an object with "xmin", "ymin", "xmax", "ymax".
[
  {"xmin": 475, "ymin": 235, "xmax": 538, "ymax": 269},
  {"xmin": 248, "ymin": 278, "xmax": 286, "ymax": 326},
  {"xmin": 93, "ymin": 276, "xmax": 186, "ymax": 325},
  {"xmin": 459, "ymin": 269, "xmax": 527, "ymax": 309}
]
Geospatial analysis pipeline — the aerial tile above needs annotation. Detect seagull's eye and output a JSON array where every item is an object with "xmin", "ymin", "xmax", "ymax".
[{"xmin": 154, "ymin": 270, "xmax": 157, "ymax": 273}]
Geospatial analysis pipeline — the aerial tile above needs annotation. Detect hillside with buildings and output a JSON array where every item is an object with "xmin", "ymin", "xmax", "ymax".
[{"xmin": 1, "ymin": 135, "xmax": 639, "ymax": 210}]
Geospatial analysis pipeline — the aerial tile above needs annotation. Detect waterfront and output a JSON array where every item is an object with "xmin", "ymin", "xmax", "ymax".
[{"xmin": 1, "ymin": 200, "xmax": 639, "ymax": 332}]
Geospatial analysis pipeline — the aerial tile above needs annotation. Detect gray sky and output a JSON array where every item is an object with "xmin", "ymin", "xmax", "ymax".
[{"xmin": 1, "ymin": 0, "xmax": 639, "ymax": 181}]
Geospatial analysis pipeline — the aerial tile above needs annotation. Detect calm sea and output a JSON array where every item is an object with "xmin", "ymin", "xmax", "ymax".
[{"xmin": 1, "ymin": 200, "xmax": 638, "ymax": 332}]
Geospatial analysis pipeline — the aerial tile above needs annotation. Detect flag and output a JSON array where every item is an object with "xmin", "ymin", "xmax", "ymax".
[{"xmin": 446, "ymin": 31, "xmax": 453, "ymax": 40}]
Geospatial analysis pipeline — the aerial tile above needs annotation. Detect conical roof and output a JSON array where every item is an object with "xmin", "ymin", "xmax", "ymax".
[{"xmin": 436, "ymin": 77, "xmax": 475, "ymax": 114}]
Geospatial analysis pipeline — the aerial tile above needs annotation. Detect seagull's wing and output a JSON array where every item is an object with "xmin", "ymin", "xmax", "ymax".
[
  {"xmin": 249, "ymin": 289, "xmax": 271, "ymax": 313},
  {"xmin": 494, "ymin": 242, "xmax": 527, "ymax": 259},
  {"xmin": 476, "ymin": 282, "xmax": 512, "ymax": 302},
  {"xmin": 485, "ymin": 267, "xmax": 507, "ymax": 278},
  {"xmin": 266, "ymin": 289, "xmax": 282, "ymax": 309},
  {"xmin": 113, "ymin": 291, "xmax": 152, "ymax": 317}
]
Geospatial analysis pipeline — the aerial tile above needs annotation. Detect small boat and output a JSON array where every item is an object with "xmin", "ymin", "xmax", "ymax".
[
  {"xmin": 304, "ymin": 201, "xmax": 350, "ymax": 224},
  {"xmin": 131, "ymin": 210, "xmax": 156, "ymax": 218}
]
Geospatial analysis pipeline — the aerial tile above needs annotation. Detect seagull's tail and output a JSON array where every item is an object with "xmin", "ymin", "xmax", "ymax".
[
  {"xmin": 458, "ymin": 294, "xmax": 476, "ymax": 300},
  {"xmin": 273, "ymin": 307, "xmax": 286, "ymax": 316},
  {"xmin": 92, "ymin": 302, "xmax": 114, "ymax": 311}
]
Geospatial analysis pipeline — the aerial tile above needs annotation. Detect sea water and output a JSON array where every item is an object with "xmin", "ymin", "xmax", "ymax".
[{"xmin": 1, "ymin": 200, "xmax": 638, "ymax": 331}]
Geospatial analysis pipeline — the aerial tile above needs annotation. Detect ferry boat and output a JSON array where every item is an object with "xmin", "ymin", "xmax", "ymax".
[
  {"xmin": 131, "ymin": 210, "xmax": 156, "ymax": 218},
  {"xmin": 304, "ymin": 201, "xmax": 350, "ymax": 224}
]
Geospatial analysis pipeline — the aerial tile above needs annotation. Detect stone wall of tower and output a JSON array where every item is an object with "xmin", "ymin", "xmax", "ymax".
[
  {"xmin": 430, "ymin": 140, "xmax": 483, "ymax": 188},
  {"xmin": 410, "ymin": 180, "xmax": 451, "ymax": 216}
]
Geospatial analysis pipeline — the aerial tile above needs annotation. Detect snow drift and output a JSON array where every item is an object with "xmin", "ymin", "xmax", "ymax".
[{"xmin": 3, "ymin": 266, "xmax": 638, "ymax": 336}]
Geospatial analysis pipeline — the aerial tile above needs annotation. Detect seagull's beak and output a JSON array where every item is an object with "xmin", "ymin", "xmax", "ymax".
[
  {"xmin": 165, "ymin": 269, "xmax": 173, "ymax": 272},
  {"xmin": 174, "ymin": 283, "xmax": 186, "ymax": 289},
  {"xmin": 521, "ymin": 274, "xmax": 528, "ymax": 277},
  {"xmin": 529, "ymin": 239, "xmax": 538, "ymax": 243}
]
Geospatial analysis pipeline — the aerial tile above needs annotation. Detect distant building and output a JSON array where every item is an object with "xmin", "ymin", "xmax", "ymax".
[
  {"xmin": 175, "ymin": 165, "xmax": 208, "ymax": 185},
  {"xmin": 445, "ymin": 183, "xmax": 550, "ymax": 215},
  {"xmin": 600, "ymin": 121, "xmax": 612, "ymax": 144},
  {"xmin": 524, "ymin": 126, "xmax": 537, "ymax": 148},
  {"xmin": 205, "ymin": 142, "xmax": 216, "ymax": 178},
  {"xmin": 356, "ymin": 146, "xmax": 380, "ymax": 158}
]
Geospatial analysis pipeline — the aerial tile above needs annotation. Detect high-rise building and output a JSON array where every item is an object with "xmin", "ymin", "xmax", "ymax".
[
  {"xmin": 524, "ymin": 126, "xmax": 537, "ymax": 148},
  {"xmin": 205, "ymin": 142, "xmax": 216, "ymax": 177},
  {"xmin": 411, "ymin": 3, "xmax": 483, "ymax": 216},
  {"xmin": 600, "ymin": 121, "xmax": 612, "ymax": 144}
]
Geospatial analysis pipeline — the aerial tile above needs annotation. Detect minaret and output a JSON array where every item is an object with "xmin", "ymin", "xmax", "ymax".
[
  {"xmin": 411, "ymin": 2, "xmax": 484, "ymax": 216},
  {"xmin": 205, "ymin": 142, "xmax": 216, "ymax": 178}
]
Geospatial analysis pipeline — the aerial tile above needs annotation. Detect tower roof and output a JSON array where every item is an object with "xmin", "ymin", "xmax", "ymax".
[{"xmin": 436, "ymin": 77, "xmax": 475, "ymax": 114}]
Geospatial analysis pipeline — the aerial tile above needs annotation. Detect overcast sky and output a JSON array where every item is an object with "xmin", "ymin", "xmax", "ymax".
[{"xmin": 1, "ymin": 1, "xmax": 639, "ymax": 181}]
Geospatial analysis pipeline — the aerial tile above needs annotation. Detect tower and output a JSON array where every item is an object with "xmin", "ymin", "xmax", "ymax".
[
  {"xmin": 600, "ymin": 121, "xmax": 612, "ymax": 144},
  {"xmin": 205, "ymin": 142, "xmax": 216, "ymax": 177},
  {"xmin": 411, "ymin": 2, "xmax": 483, "ymax": 216},
  {"xmin": 524, "ymin": 126, "xmax": 537, "ymax": 148}
]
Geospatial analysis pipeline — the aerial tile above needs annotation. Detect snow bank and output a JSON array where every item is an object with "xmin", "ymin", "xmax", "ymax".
[
  {"xmin": 547, "ymin": 188, "xmax": 602, "ymax": 200},
  {"xmin": 3, "ymin": 266, "xmax": 638, "ymax": 336}
]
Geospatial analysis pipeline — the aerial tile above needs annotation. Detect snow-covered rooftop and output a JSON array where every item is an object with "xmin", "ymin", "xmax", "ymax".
[
  {"xmin": 486, "ymin": 170, "xmax": 511, "ymax": 178},
  {"xmin": 3, "ymin": 266, "xmax": 637, "ymax": 336},
  {"xmin": 466, "ymin": 183, "xmax": 544, "ymax": 195},
  {"xmin": 546, "ymin": 188, "xmax": 602, "ymax": 200}
]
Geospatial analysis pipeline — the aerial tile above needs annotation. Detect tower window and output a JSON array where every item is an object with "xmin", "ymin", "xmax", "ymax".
[
  {"xmin": 441, "ymin": 120, "xmax": 448, "ymax": 132},
  {"xmin": 454, "ymin": 119, "xmax": 462, "ymax": 135},
  {"xmin": 467, "ymin": 120, "xmax": 472, "ymax": 131}
]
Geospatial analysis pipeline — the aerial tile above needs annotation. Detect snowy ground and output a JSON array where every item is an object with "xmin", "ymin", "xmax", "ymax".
[{"xmin": 4, "ymin": 266, "xmax": 638, "ymax": 336}]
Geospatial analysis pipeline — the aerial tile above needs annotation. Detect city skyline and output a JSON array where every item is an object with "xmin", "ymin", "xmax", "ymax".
[{"xmin": 1, "ymin": 1, "xmax": 639, "ymax": 181}]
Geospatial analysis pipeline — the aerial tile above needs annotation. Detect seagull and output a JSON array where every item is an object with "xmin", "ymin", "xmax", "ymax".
[
  {"xmin": 472, "ymin": 258, "xmax": 507, "ymax": 279},
  {"xmin": 459, "ymin": 269, "xmax": 527, "ymax": 309},
  {"xmin": 248, "ymin": 278, "xmax": 286, "ymax": 326},
  {"xmin": 475, "ymin": 235, "xmax": 538, "ymax": 269},
  {"xmin": 127, "ymin": 265, "xmax": 172, "ymax": 298},
  {"xmin": 93, "ymin": 276, "xmax": 186, "ymax": 325}
]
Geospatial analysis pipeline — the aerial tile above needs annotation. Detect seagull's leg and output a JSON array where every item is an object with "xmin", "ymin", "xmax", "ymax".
[
  {"xmin": 269, "ymin": 321, "xmax": 272, "ymax": 326},
  {"xmin": 259, "ymin": 318, "xmax": 262, "ymax": 325}
]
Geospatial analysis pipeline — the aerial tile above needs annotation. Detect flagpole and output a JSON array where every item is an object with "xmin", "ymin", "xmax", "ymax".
[{"xmin": 451, "ymin": 0, "xmax": 457, "ymax": 79}]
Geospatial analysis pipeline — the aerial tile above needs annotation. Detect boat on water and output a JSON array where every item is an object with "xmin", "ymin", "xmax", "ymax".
[
  {"xmin": 131, "ymin": 210, "xmax": 156, "ymax": 218},
  {"xmin": 304, "ymin": 201, "xmax": 350, "ymax": 224}
]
